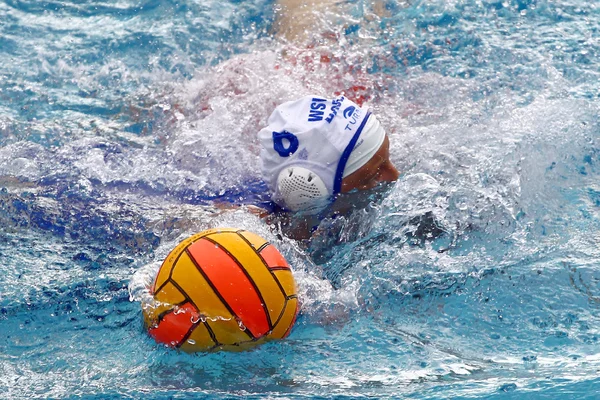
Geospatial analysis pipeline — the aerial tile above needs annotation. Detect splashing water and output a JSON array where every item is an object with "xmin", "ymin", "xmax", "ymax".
[{"xmin": 1, "ymin": 0, "xmax": 600, "ymax": 398}]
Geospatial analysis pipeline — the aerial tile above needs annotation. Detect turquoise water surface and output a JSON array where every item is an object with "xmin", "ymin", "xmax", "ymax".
[{"xmin": 1, "ymin": 0, "xmax": 600, "ymax": 398}]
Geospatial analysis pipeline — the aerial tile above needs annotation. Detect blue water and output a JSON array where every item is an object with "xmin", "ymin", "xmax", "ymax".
[{"xmin": 1, "ymin": 0, "xmax": 599, "ymax": 398}]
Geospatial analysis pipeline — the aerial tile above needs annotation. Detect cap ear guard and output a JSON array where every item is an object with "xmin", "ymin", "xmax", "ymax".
[{"xmin": 276, "ymin": 166, "xmax": 331, "ymax": 214}]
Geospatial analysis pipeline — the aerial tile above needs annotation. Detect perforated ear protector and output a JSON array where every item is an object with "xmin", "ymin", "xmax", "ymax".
[{"xmin": 276, "ymin": 166, "xmax": 330, "ymax": 214}]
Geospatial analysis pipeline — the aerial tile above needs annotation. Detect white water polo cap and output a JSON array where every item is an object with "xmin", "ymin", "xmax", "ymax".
[{"xmin": 259, "ymin": 95, "xmax": 383, "ymax": 213}]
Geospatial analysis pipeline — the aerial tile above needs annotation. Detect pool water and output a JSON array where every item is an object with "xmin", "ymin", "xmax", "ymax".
[{"xmin": 1, "ymin": 0, "xmax": 599, "ymax": 398}]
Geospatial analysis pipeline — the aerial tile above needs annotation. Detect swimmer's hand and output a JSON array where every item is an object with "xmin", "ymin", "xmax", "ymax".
[
  {"xmin": 246, "ymin": 205, "xmax": 270, "ymax": 219},
  {"xmin": 212, "ymin": 202, "xmax": 270, "ymax": 219}
]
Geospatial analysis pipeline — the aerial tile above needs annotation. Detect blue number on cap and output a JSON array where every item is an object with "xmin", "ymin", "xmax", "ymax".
[{"xmin": 272, "ymin": 130, "xmax": 299, "ymax": 157}]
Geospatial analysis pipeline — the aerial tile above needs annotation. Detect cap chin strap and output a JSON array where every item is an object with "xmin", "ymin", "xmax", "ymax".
[{"xmin": 276, "ymin": 166, "xmax": 330, "ymax": 214}]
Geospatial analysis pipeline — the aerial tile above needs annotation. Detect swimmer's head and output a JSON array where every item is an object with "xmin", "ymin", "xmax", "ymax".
[{"xmin": 258, "ymin": 95, "xmax": 399, "ymax": 214}]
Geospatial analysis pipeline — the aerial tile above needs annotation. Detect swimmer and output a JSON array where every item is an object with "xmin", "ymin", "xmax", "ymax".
[
  {"xmin": 249, "ymin": 1, "xmax": 400, "ymax": 240},
  {"xmin": 258, "ymin": 95, "xmax": 399, "ymax": 240},
  {"xmin": 196, "ymin": 1, "xmax": 401, "ymax": 240}
]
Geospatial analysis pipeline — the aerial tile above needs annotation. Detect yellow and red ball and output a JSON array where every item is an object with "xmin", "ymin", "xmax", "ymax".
[{"xmin": 142, "ymin": 228, "xmax": 299, "ymax": 352}]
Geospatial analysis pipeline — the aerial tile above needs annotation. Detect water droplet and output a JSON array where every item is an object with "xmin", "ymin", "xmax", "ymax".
[{"xmin": 237, "ymin": 319, "xmax": 246, "ymax": 330}]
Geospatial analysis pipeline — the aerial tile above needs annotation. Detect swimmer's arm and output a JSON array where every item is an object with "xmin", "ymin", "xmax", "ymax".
[
  {"xmin": 215, "ymin": 203, "xmax": 314, "ymax": 240},
  {"xmin": 273, "ymin": 0, "xmax": 391, "ymax": 44},
  {"xmin": 273, "ymin": 0, "xmax": 348, "ymax": 44},
  {"xmin": 264, "ymin": 211, "xmax": 319, "ymax": 241},
  {"xmin": 217, "ymin": 202, "xmax": 314, "ymax": 240}
]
